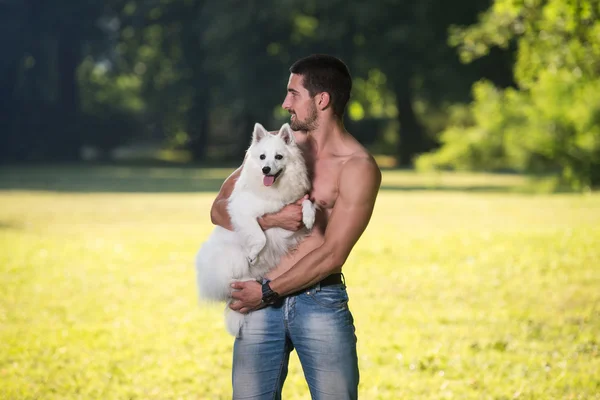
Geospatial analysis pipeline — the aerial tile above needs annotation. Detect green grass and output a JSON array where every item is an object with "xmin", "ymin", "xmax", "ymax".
[{"xmin": 1, "ymin": 165, "xmax": 599, "ymax": 399}]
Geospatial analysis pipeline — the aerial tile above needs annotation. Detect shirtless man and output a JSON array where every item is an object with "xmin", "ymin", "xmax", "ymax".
[{"xmin": 210, "ymin": 54, "xmax": 381, "ymax": 400}]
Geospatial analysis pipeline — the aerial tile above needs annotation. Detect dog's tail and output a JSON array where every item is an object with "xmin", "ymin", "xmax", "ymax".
[{"xmin": 224, "ymin": 302, "xmax": 245, "ymax": 337}]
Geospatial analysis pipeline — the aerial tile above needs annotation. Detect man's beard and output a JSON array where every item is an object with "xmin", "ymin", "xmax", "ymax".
[{"xmin": 290, "ymin": 102, "xmax": 318, "ymax": 131}]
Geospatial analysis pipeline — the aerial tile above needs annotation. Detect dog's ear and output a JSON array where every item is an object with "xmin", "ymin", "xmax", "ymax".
[
  {"xmin": 278, "ymin": 123, "xmax": 295, "ymax": 145},
  {"xmin": 252, "ymin": 123, "xmax": 268, "ymax": 143}
]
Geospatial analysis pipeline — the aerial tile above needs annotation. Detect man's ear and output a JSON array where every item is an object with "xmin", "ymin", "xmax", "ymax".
[
  {"xmin": 278, "ymin": 123, "xmax": 295, "ymax": 145},
  {"xmin": 317, "ymin": 92, "xmax": 331, "ymax": 111},
  {"xmin": 252, "ymin": 122, "xmax": 268, "ymax": 143}
]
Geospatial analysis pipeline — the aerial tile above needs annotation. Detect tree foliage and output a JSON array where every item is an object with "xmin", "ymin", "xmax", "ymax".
[
  {"xmin": 1, "ymin": 0, "xmax": 513, "ymax": 167},
  {"xmin": 419, "ymin": 0, "xmax": 600, "ymax": 189}
]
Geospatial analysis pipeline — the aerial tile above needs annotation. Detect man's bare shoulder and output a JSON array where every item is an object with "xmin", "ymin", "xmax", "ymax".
[
  {"xmin": 339, "ymin": 150, "xmax": 382, "ymax": 194},
  {"xmin": 344, "ymin": 153, "xmax": 381, "ymax": 177},
  {"xmin": 341, "ymin": 135, "xmax": 381, "ymax": 171},
  {"xmin": 341, "ymin": 132, "xmax": 378, "ymax": 164}
]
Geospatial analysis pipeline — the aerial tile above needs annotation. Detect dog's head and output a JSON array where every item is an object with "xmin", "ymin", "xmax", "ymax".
[{"xmin": 249, "ymin": 123, "xmax": 297, "ymax": 187}]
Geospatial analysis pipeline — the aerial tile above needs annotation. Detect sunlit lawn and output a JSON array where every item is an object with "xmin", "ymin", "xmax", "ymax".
[{"xmin": 1, "ymin": 165, "xmax": 599, "ymax": 399}]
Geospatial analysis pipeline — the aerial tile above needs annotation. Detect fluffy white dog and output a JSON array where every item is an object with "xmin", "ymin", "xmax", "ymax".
[{"xmin": 195, "ymin": 122, "xmax": 315, "ymax": 336}]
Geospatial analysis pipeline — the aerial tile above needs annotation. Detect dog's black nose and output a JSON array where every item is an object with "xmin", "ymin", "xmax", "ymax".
[{"xmin": 262, "ymin": 166, "xmax": 271, "ymax": 174}]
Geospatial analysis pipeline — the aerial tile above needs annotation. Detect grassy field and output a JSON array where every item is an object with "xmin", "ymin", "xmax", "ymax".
[{"xmin": 1, "ymin": 165, "xmax": 599, "ymax": 399}]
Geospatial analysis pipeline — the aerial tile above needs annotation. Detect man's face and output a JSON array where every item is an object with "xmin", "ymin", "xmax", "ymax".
[{"xmin": 282, "ymin": 73, "xmax": 318, "ymax": 131}]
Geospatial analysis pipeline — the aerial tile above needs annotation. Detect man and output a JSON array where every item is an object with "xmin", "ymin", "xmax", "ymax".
[{"xmin": 210, "ymin": 54, "xmax": 381, "ymax": 399}]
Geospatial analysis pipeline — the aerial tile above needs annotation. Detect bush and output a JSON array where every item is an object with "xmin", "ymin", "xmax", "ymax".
[
  {"xmin": 417, "ymin": 71, "xmax": 600, "ymax": 190},
  {"xmin": 418, "ymin": 0, "xmax": 600, "ymax": 191}
]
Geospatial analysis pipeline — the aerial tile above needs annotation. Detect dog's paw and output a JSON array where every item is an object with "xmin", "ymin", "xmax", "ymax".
[
  {"xmin": 247, "ymin": 247, "xmax": 261, "ymax": 264},
  {"xmin": 246, "ymin": 241, "xmax": 265, "ymax": 265},
  {"xmin": 302, "ymin": 199, "xmax": 316, "ymax": 230}
]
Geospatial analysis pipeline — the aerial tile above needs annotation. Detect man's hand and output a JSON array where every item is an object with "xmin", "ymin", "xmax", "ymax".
[
  {"xmin": 258, "ymin": 194, "xmax": 309, "ymax": 231},
  {"xmin": 229, "ymin": 281, "xmax": 263, "ymax": 314}
]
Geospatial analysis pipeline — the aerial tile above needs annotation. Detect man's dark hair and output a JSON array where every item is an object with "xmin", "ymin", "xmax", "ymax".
[{"xmin": 289, "ymin": 54, "xmax": 352, "ymax": 117}]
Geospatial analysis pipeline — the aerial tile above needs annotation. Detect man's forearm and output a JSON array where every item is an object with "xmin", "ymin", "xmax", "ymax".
[
  {"xmin": 269, "ymin": 244, "xmax": 342, "ymax": 296},
  {"xmin": 212, "ymin": 202, "xmax": 272, "ymax": 232},
  {"xmin": 257, "ymin": 216, "xmax": 272, "ymax": 230},
  {"xmin": 211, "ymin": 200, "xmax": 234, "ymax": 231}
]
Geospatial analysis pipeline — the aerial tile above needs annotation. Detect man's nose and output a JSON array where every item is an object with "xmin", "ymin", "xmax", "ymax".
[{"xmin": 262, "ymin": 166, "xmax": 271, "ymax": 174}]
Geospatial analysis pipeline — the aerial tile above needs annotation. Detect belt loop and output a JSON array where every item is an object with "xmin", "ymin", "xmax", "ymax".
[
  {"xmin": 315, "ymin": 281, "xmax": 321, "ymax": 292},
  {"xmin": 341, "ymin": 272, "xmax": 346, "ymax": 288}
]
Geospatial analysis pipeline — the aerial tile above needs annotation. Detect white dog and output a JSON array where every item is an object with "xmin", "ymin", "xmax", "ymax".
[{"xmin": 195, "ymin": 122, "xmax": 316, "ymax": 336}]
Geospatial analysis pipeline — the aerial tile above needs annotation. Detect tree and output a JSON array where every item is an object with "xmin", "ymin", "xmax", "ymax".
[
  {"xmin": 418, "ymin": 0, "xmax": 600, "ymax": 190},
  {"xmin": 0, "ymin": 0, "xmax": 108, "ymax": 162}
]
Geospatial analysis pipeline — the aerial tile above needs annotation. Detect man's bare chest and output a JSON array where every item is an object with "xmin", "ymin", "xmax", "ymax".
[
  {"xmin": 297, "ymin": 139, "xmax": 349, "ymax": 212},
  {"xmin": 309, "ymin": 160, "xmax": 342, "ymax": 211}
]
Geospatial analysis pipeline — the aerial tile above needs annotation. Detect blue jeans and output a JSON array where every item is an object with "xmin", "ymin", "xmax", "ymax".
[{"xmin": 232, "ymin": 281, "xmax": 359, "ymax": 399}]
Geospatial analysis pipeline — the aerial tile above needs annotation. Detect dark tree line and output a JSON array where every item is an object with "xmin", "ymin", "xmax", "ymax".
[{"xmin": 0, "ymin": 0, "xmax": 514, "ymax": 166}]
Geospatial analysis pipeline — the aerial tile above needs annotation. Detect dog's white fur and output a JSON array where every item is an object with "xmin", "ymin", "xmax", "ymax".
[{"xmin": 195, "ymin": 122, "xmax": 315, "ymax": 336}]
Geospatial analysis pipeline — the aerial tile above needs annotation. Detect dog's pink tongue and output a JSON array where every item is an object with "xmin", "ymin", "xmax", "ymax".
[{"xmin": 263, "ymin": 175, "xmax": 275, "ymax": 186}]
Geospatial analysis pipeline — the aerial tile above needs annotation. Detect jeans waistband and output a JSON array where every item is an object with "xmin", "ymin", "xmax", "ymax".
[{"xmin": 288, "ymin": 273, "xmax": 346, "ymax": 297}]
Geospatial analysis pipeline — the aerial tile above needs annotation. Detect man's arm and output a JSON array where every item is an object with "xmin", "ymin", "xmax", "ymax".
[
  {"xmin": 210, "ymin": 167, "xmax": 242, "ymax": 231},
  {"xmin": 269, "ymin": 157, "xmax": 382, "ymax": 295},
  {"xmin": 230, "ymin": 156, "xmax": 381, "ymax": 311}
]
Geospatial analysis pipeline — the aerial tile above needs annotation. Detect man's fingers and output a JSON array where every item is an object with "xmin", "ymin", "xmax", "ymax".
[
  {"xmin": 230, "ymin": 281, "xmax": 244, "ymax": 290},
  {"xmin": 229, "ymin": 300, "xmax": 254, "ymax": 314}
]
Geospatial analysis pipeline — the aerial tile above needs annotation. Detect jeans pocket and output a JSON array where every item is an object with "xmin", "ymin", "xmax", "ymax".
[{"xmin": 307, "ymin": 285, "xmax": 349, "ymax": 309}]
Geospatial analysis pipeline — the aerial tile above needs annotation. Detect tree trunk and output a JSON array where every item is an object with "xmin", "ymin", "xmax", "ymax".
[
  {"xmin": 55, "ymin": 28, "xmax": 82, "ymax": 161},
  {"xmin": 182, "ymin": 1, "xmax": 211, "ymax": 163},
  {"xmin": 393, "ymin": 76, "xmax": 424, "ymax": 167},
  {"xmin": 0, "ymin": 60, "xmax": 19, "ymax": 163},
  {"xmin": 187, "ymin": 90, "xmax": 210, "ymax": 162},
  {"xmin": 233, "ymin": 112, "xmax": 258, "ymax": 162}
]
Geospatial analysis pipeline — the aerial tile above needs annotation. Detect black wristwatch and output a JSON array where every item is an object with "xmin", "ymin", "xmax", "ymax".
[{"xmin": 261, "ymin": 281, "xmax": 280, "ymax": 305}]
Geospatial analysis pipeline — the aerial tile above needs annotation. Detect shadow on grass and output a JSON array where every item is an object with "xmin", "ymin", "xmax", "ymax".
[
  {"xmin": 0, "ymin": 164, "xmax": 560, "ymax": 194},
  {"xmin": 0, "ymin": 221, "xmax": 21, "ymax": 230},
  {"xmin": 0, "ymin": 164, "xmax": 232, "ymax": 193},
  {"xmin": 379, "ymin": 184, "xmax": 518, "ymax": 193}
]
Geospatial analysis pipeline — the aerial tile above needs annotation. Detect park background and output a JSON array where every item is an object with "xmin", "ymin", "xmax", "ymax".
[{"xmin": 1, "ymin": 0, "xmax": 599, "ymax": 398}]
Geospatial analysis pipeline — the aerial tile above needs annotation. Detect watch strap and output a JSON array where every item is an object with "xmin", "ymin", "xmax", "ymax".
[{"xmin": 261, "ymin": 281, "xmax": 280, "ymax": 305}]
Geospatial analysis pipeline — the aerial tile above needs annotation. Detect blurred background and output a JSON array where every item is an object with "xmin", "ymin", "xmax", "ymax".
[
  {"xmin": 2, "ymin": 1, "xmax": 600, "ymax": 399},
  {"xmin": 1, "ymin": 0, "xmax": 598, "ymax": 189}
]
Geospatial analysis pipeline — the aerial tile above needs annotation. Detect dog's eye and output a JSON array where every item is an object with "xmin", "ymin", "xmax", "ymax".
[
  {"xmin": 260, "ymin": 154, "xmax": 266, "ymax": 160},
  {"xmin": 275, "ymin": 154, "xmax": 283, "ymax": 160}
]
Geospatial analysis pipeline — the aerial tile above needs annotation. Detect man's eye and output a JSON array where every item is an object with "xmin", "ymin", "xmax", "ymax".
[
  {"xmin": 275, "ymin": 155, "xmax": 283, "ymax": 160},
  {"xmin": 260, "ymin": 155, "xmax": 266, "ymax": 160}
]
